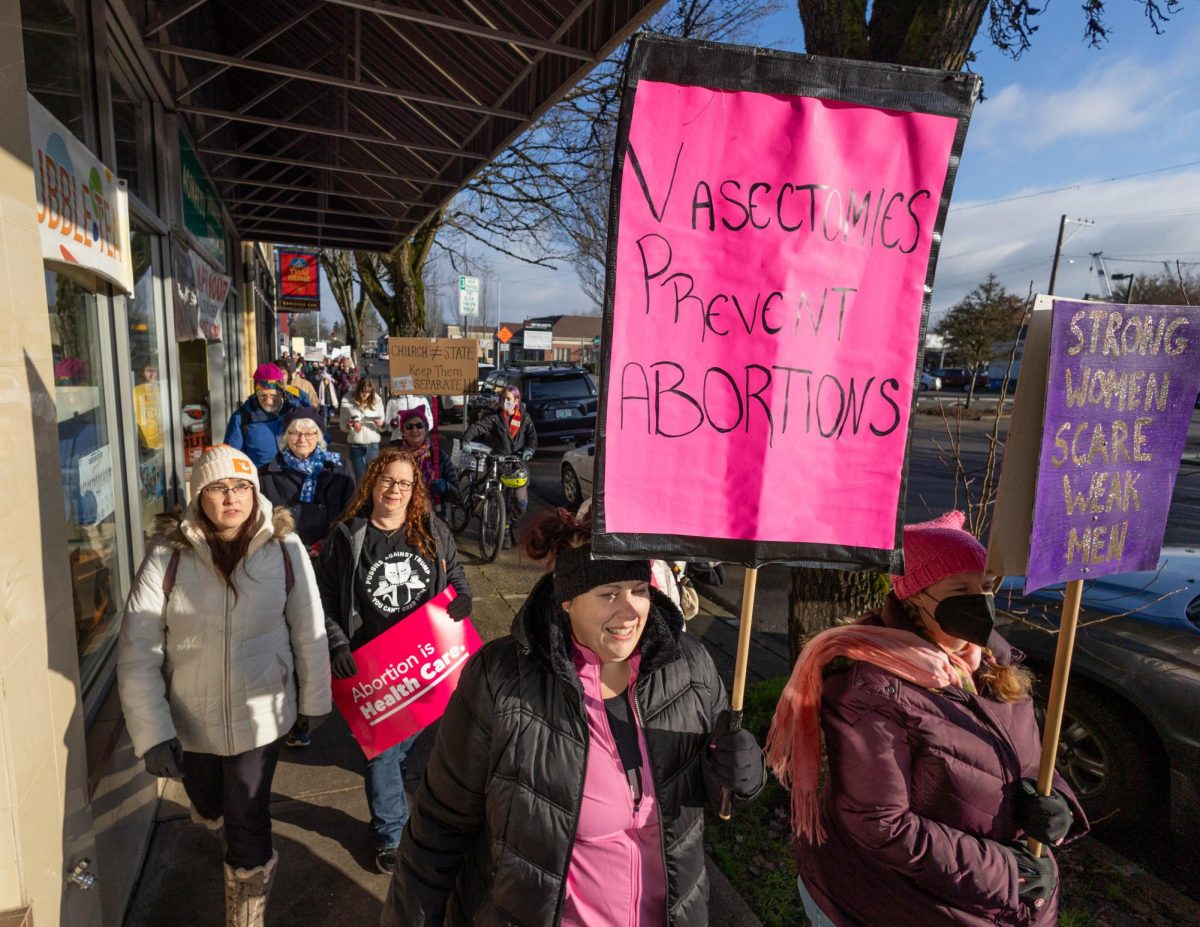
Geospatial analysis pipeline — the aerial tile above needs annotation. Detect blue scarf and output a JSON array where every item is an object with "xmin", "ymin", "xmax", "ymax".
[{"xmin": 282, "ymin": 447, "xmax": 341, "ymax": 503}]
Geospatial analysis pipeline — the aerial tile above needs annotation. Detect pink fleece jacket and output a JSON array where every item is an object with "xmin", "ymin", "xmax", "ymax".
[{"xmin": 563, "ymin": 644, "xmax": 667, "ymax": 927}]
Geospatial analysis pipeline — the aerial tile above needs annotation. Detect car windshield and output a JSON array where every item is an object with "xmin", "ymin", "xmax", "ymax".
[{"xmin": 525, "ymin": 375, "xmax": 595, "ymax": 400}]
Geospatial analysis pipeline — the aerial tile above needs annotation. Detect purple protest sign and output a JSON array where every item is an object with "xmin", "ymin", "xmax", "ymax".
[{"xmin": 1026, "ymin": 299, "xmax": 1200, "ymax": 592}]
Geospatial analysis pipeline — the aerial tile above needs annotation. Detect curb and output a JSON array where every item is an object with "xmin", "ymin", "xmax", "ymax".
[{"xmin": 706, "ymin": 852, "xmax": 765, "ymax": 927}]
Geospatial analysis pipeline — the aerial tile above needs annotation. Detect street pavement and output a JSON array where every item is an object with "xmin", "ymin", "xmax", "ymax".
[
  {"xmin": 123, "ymin": 421, "xmax": 771, "ymax": 927},
  {"xmin": 122, "ymin": 401, "xmax": 1200, "ymax": 923}
]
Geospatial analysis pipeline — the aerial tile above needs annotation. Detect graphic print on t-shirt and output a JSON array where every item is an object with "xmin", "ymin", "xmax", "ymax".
[{"xmin": 365, "ymin": 551, "xmax": 431, "ymax": 614}]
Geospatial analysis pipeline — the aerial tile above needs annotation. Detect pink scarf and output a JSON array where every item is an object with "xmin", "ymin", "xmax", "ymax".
[{"xmin": 763, "ymin": 624, "xmax": 981, "ymax": 844}]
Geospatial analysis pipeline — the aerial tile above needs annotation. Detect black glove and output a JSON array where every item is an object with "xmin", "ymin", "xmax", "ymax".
[
  {"xmin": 330, "ymin": 644, "xmax": 358, "ymax": 679},
  {"xmin": 1009, "ymin": 842, "xmax": 1057, "ymax": 909},
  {"xmin": 144, "ymin": 738, "xmax": 184, "ymax": 779},
  {"xmin": 447, "ymin": 593, "xmax": 473, "ymax": 621},
  {"xmin": 1015, "ymin": 778, "xmax": 1074, "ymax": 845},
  {"xmin": 706, "ymin": 710, "xmax": 766, "ymax": 797},
  {"xmin": 296, "ymin": 713, "xmax": 329, "ymax": 734}
]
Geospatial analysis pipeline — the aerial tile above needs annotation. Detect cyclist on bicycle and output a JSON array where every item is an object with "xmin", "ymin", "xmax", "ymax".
[
  {"xmin": 462, "ymin": 385, "xmax": 536, "ymax": 545},
  {"xmin": 388, "ymin": 407, "xmax": 459, "ymax": 510}
]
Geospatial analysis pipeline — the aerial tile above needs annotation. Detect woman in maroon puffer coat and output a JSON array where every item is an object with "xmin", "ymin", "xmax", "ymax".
[{"xmin": 767, "ymin": 512, "xmax": 1088, "ymax": 927}]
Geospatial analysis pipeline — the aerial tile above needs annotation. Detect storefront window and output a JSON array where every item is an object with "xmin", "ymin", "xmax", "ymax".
[
  {"xmin": 110, "ymin": 65, "xmax": 155, "ymax": 208},
  {"xmin": 129, "ymin": 227, "xmax": 167, "ymax": 538},
  {"xmin": 21, "ymin": 0, "xmax": 87, "ymax": 141},
  {"xmin": 47, "ymin": 270, "xmax": 121, "ymax": 689}
]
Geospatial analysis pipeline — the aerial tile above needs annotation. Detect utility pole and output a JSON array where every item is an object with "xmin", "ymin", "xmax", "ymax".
[{"xmin": 1048, "ymin": 215, "xmax": 1095, "ymax": 296}]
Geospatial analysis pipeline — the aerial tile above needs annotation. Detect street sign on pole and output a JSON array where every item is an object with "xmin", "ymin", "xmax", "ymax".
[{"xmin": 459, "ymin": 275, "xmax": 480, "ymax": 317}]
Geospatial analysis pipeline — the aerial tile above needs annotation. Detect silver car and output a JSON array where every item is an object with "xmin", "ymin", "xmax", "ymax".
[
  {"xmin": 995, "ymin": 549, "xmax": 1200, "ymax": 832},
  {"xmin": 560, "ymin": 442, "xmax": 594, "ymax": 509}
]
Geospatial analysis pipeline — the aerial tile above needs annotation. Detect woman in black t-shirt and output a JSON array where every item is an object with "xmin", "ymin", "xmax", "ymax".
[{"xmin": 316, "ymin": 446, "xmax": 471, "ymax": 873}]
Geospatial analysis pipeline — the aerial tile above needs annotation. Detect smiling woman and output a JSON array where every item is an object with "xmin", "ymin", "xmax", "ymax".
[{"xmin": 384, "ymin": 507, "xmax": 766, "ymax": 927}]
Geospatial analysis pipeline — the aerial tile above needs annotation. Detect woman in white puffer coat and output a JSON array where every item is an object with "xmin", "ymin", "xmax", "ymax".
[{"xmin": 117, "ymin": 445, "xmax": 330, "ymax": 927}]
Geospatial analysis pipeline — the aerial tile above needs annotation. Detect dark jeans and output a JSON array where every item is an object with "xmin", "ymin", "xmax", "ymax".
[
  {"xmin": 182, "ymin": 738, "xmax": 284, "ymax": 869},
  {"xmin": 348, "ymin": 443, "xmax": 379, "ymax": 480},
  {"xmin": 364, "ymin": 732, "xmax": 420, "ymax": 850}
]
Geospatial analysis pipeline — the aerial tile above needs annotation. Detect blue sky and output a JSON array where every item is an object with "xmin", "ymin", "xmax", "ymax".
[{"xmin": 320, "ymin": 2, "xmax": 1200, "ymax": 328}]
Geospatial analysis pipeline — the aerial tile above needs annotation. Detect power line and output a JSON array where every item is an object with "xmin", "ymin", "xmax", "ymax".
[{"xmin": 951, "ymin": 160, "xmax": 1200, "ymax": 212}]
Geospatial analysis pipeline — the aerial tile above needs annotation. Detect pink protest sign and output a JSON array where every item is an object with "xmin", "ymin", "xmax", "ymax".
[
  {"xmin": 331, "ymin": 587, "xmax": 483, "ymax": 759},
  {"xmin": 593, "ymin": 37, "xmax": 979, "ymax": 569}
]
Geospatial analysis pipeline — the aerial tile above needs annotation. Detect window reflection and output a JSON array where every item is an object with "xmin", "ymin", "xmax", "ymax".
[
  {"xmin": 21, "ymin": 0, "xmax": 86, "ymax": 140},
  {"xmin": 129, "ymin": 227, "xmax": 167, "ymax": 537},
  {"xmin": 49, "ymin": 270, "xmax": 121, "ymax": 689}
]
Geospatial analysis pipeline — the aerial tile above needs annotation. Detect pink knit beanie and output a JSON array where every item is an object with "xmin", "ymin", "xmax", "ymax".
[{"xmin": 890, "ymin": 511, "xmax": 987, "ymax": 600}]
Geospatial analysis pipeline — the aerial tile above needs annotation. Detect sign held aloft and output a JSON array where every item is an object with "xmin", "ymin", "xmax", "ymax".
[
  {"xmin": 593, "ymin": 35, "xmax": 980, "ymax": 569},
  {"xmin": 388, "ymin": 338, "xmax": 478, "ymax": 395},
  {"xmin": 988, "ymin": 296, "xmax": 1200, "ymax": 592}
]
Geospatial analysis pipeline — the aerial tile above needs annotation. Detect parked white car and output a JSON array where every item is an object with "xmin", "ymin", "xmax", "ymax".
[
  {"xmin": 919, "ymin": 371, "xmax": 942, "ymax": 391},
  {"xmin": 560, "ymin": 442, "xmax": 595, "ymax": 508}
]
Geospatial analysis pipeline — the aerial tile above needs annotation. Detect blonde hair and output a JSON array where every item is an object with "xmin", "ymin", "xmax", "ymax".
[{"xmin": 900, "ymin": 598, "xmax": 1033, "ymax": 703}]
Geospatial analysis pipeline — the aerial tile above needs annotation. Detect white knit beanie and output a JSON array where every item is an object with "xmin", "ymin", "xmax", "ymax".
[{"xmin": 189, "ymin": 444, "xmax": 260, "ymax": 498}]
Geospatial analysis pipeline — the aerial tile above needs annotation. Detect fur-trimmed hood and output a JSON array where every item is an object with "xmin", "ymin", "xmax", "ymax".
[
  {"xmin": 511, "ymin": 571, "xmax": 685, "ymax": 689},
  {"xmin": 151, "ymin": 495, "xmax": 294, "ymax": 557}
]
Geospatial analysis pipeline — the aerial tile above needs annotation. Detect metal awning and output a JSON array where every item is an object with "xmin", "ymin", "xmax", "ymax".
[{"xmin": 146, "ymin": 0, "xmax": 663, "ymax": 251}]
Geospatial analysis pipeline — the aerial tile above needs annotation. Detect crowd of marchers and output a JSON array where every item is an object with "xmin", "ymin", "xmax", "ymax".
[{"xmin": 113, "ymin": 358, "xmax": 1085, "ymax": 926}]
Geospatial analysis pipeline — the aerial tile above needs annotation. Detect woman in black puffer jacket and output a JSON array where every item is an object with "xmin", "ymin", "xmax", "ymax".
[{"xmin": 383, "ymin": 508, "xmax": 765, "ymax": 927}]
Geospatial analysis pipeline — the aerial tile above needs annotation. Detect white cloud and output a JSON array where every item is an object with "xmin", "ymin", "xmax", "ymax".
[
  {"xmin": 971, "ymin": 51, "xmax": 1195, "ymax": 152},
  {"xmin": 932, "ymin": 169, "xmax": 1200, "ymax": 317}
]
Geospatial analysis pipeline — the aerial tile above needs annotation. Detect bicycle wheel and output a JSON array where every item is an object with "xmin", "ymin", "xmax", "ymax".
[
  {"xmin": 479, "ymin": 487, "xmax": 506, "ymax": 562},
  {"xmin": 448, "ymin": 475, "xmax": 474, "ymax": 533},
  {"xmin": 449, "ymin": 494, "xmax": 472, "ymax": 534}
]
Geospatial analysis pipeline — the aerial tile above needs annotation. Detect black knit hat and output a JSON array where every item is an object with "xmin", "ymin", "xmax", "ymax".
[
  {"xmin": 281, "ymin": 406, "xmax": 323, "ymax": 432},
  {"xmin": 553, "ymin": 544, "xmax": 652, "ymax": 604}
]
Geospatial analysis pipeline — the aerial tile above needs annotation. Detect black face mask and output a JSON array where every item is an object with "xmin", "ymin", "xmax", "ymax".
[{"xmin": 932, "ymin": 593, "xmax": 995, "ymax": 647}]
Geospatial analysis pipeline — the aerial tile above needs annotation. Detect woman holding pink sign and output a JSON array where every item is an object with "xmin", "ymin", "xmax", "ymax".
[
  {"xmin": 383, "ymin": 507, "xmax": 765, "ymax": 927},
  {"xmin": 316, "ymin": 446, "xmax": 471, "ymax": 874}
]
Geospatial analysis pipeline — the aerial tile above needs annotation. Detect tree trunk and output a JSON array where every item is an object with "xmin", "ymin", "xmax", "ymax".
[
  {"xmin": 799, "ymin": 0, "xmax": 988, "ymax": 69},
  {"xmin": 785, "ymin": 0, "xmax": 986, "ymax": 661},
  {"xmin": 358, "ymin": 211, "xmax": 444, "ymax": 336},
  {"xmin": 788, "ymin": 567, "xmax": 890, "ymax": 657}
]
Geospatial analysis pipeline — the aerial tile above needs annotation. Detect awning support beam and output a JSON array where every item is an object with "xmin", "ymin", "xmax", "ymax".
[
  {"xmin": 179, "ymin": 105, "xmax": 484, "ymax": 160},
  {"xmin": 147, "ymin": 42, "xmax": 527, "ymax": 119}
]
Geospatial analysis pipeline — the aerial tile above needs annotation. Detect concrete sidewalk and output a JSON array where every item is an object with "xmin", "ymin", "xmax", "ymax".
[{"xmin": 123, "ymin": 490, "xmax": 767, "ymax": 926}]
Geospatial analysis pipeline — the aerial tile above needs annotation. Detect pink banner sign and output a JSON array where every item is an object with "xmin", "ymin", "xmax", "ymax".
[
  {"xmin": 331, "ymin": 587, "xmax": 482, "ymax": 759},
  {"xmin": 594, "ymin": 39, "xmax": 978, "ymax": 568}
]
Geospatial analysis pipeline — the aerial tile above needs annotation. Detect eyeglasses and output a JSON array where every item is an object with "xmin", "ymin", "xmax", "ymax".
[
  {"xmin": 403, "ymin": 422, "xmax": 427, "ymax": 431},
  {"xmin": 290, "ymin": 430, "xmax": 321, "ymax": 440},
  {"xmin": 203, "ymin": 480, "xmax": 256, "ymax": 497},
  {"xmin": 377, "ymin": 477, "xmax": 415, "ymax": 492}
]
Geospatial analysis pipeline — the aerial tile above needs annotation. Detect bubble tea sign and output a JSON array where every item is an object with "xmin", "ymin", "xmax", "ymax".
[{"xmin": 1024, "ymin": 299, "xmax": 1200, "ymax": 592}]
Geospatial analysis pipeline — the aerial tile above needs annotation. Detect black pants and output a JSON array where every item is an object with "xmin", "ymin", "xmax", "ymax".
[{"xmin": 182, "ymin": 738, "xmax": 284, "ymax": 869}]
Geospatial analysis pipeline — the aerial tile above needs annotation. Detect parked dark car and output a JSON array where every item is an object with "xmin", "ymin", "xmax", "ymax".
[
  {"xmin": 995, "ymin": 550, "xmax": 1200, "ymax": 833},
  {"xmin": 930, "ymin": 367, "xmax": 987, "ymax": 390},
  {"xmin": 469, "ymin": 365, "xmax": 598, "ymax": 444}
]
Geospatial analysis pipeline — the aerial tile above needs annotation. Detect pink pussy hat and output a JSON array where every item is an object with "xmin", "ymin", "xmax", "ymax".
[
  {"xmin": 889, "ymin": 511, "xmax": 987, "ymax": 601},
  {"xmin": 253, "ymin": 363, "xmax": 287, "ymax": 389}
]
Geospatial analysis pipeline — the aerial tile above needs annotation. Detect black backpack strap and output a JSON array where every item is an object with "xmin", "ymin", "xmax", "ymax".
[
  {"xmin": 280, "ymin": 540, "xmax": 295, "ymax": 595},
  {"xmin": 162, "ymin": 550, "xmax": 181, "ymax": 600}
]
